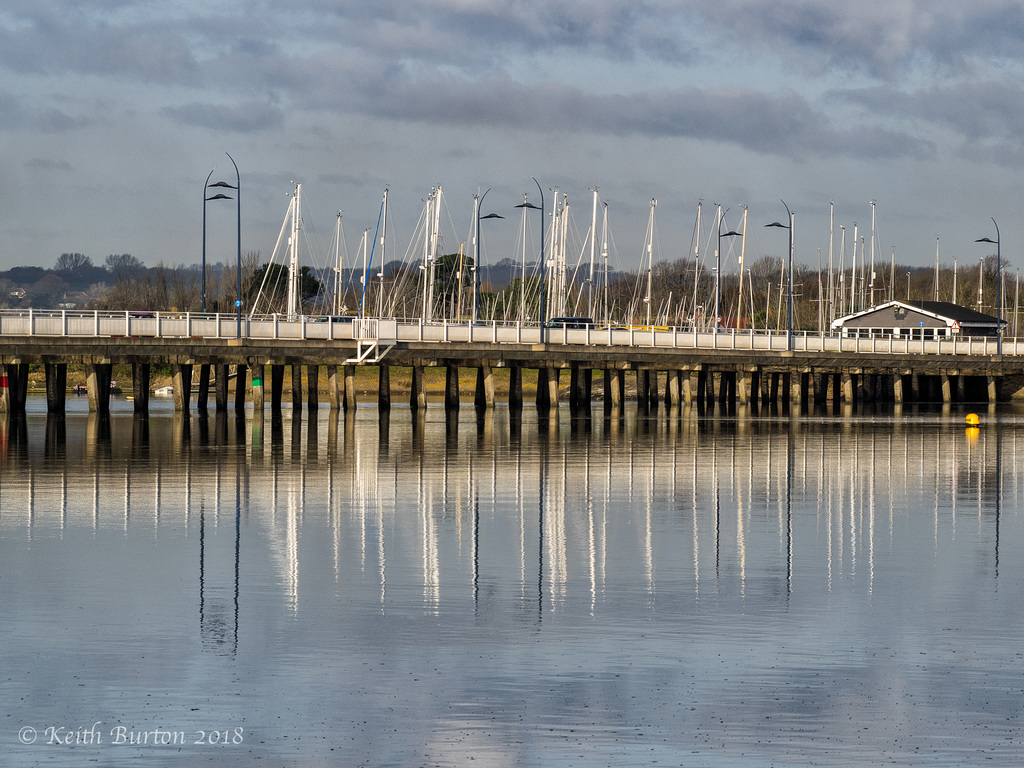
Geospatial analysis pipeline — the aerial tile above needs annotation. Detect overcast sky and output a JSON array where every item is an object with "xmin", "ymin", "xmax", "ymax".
[{"xmin": 3, "ymin": 0, "xmax": 1024, "ymax": 279}]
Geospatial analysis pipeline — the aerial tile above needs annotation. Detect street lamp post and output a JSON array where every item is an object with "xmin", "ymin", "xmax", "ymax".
[
  {"xmin": 976, "ymin": 218, "xmax": 1002, "ymax": 355},
  {"xmin": 515, "ymin": 179, "xmax": 545, "ymax": 339},
  {"xmin": 715, "ymin": 204, "xmax": 742, "ymax": 331},
  {"xmin": 472, "ymin": 188, "xmax": 503, "ymax": 323},
  {"xmin": 226, "ymin": 153, "xmax": 241, "ymax": 337},
  {"xmin": 204, "ymin": 171, "xmax": 235, "ymax": 315},
  {"xmin": 765, "ymin": 200, "xmax": 795, "ymax": 350}
]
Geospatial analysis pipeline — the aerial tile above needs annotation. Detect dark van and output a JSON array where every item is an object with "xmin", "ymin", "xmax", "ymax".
[{"xmin": 545, "ymin": 316, "xmax": 594, "ymax": 329}]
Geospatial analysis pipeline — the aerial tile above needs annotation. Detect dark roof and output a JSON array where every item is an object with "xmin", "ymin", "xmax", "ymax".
[{"xmin": 902, "ymin": 301, "xmax": 999, "ymax": 324}]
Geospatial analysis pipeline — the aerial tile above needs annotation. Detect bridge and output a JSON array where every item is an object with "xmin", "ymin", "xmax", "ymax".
[{"xmin": 1, "ymin": 309, "xmax": 1022, "ymax": 416}]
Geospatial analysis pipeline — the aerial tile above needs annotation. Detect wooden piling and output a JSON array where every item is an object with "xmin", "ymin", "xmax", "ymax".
[
  {"xmin": 133, "ymin": 361, "xmax": 150, "ymax": 414},
  {"xmin": 445, "ymin": 365, "xmax": 460, "ymax": 411}
]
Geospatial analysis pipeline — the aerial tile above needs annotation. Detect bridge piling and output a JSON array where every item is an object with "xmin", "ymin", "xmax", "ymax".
[
  {"xmin": 378, "ymin": 365, "xmax": 391, "ymax": 412},
  {"xmin": 475, "ymin": 365, "xmax": 494, "ymax": 411},
  {"xmin": 509, "ymin": 365, "xmax": 522, "ymax": 411},
  {"xmin": 445, "ymin": 365, "xmax": 460, "ymax": 411},
  {"xmin": 45, "ymin": 363, "xmax": 66, "ymax": 414},
  {"xmin": 308, "ymin": 365, "xmax": 320, "ymax": 412},
  {"xmin": 234, "ymin": 364, "xmax": 247, "ymax": 413},
  {"xmin": 251, "ymin": 364, "xmax": 265, "ymax": 412},
  {"xmin": 170, "ymin": 363, "xmax": 190, "ymax": 413},
  {"xmin": 327, "ymin": 365, "xmax": 341, "ymax": 410},
  {"xmin": 132, "ymin": 362, "xmax": 150, "ymax": 414},
  {"xmin": 270, "ymin": 365, "xmax": 284, "ymax": 411},
  {"xmin": 291, "ymin": 364, "xmax": 303, "ymax": 412},
  {"xmin": 197, "ymin": 364, "xmax": 211, "ymax": 411},
  {"xmin": 215, "ymin": 364, "xmax": 228, "ymax": 412},
  {"xmin": 410, "ymin": 365, "xmax": 426, "ymax": 411},
  {"xmin": 343, "ymin": 365, "xmax": 356, "ymax": 411}
]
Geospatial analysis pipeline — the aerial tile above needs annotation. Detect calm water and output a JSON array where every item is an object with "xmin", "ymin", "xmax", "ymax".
[{"xmin": 2, "ymin": 396, "xmax": 1023, "ymax": 767}]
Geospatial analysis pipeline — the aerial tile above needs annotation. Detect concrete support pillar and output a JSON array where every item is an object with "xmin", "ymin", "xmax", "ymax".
[
  {"xmin": 941, "ymin": 373, "xmax": 952, "ymax": 403},
  {"xmin": 0, "ymin": 366, "xmax": 9, "ymax": 412},
  {"xmin": 682, "ymin": 370, "xmax": 693, "ymax": 405},
  {"xmin": 546, "ymin": 368, "xmax": 560, "ymax": 408},
  {"xmin": 308, "ymin": 365, "xmax": 320, "ymax": 412},
  {"xmin": 637, "ymin": 370, "xmax": 650, "ymax": 408},
  {"xmin": 647, "ymin": 371, "xmax": 659, "ymax": 409},
  {"xmin": 270, "ymin": 365, "xmax": 285, "ymax": 411},
  {"xmin": 842, "ymin": 371, "xmax": 854, "ymax": 403},
  {"xmin": 894, "ymin": 373, "xmax": 904, "ymax": 404},
  {"xmin": 957, "ymin": 375, "xmax": 966, "ymax": 403},
  {"xmin": 251, "ymin": 364, "xmax": 265, "ymax": 412},
  {"xmin": 475, "ymin": 365, "xmax": 495, "ymax": 411},
  {"xmin": 170, "ymin": 363, "xmax": 191, "ymax": 413},
  {"xmin": 738, "ymin": 371, "xmax": 751, "ymax": 406},
  {"xmin": 508, "ymin": 365, "xmax": 523, "ymax": 411},
  {"xmin": 410, "ymin": 365, "xmax": 427, "ymax": 411},
  {"xmin": 196, "ymin": 364, "xmax": 211, "ymax": 411},
  {"xmin": 790, "ymin": 372, "xmax": 802, "ymax": 405},
  {"xmin": 718, "ymin": 372, "xmax": 729, "ymax": 406},
  {"xmin": 988, "ymin": 376, "xmax": 997, "ymax": 404},
  {"xmin": 378, "ymin": 365, "xmax": 391, "ymax": 411},
  {"xmin": 44, "ymin": 363, "xmax": 67, "ymax": 414},
  {"xmin": 327, "ymin": 365, "xmax": 341, "ymax": 410},
  {"xmin": 445, "ymin": 365, "xmax": 460, "ymax": 411},
  {"xmin": 344, "ymin": 365, "xmax": 356, "ymax": 411},
  {"xmin": 234, "ymin": 364, "xmax": 247, "ymax": 413},
  {"xmin": 769, "ymin": 372, "xmax": 780, "ymax": 406},
  {"xmin": 696, "ymin": 368, "xmax": 707, "ymax": 406},
  {"xmin": 215, "ymin": 364, "xmax": 229, "ymax": 412},
  {"xmin": 911, "ymin": 373, "xmax": 921, "ymax": 402},
  {"xmin": 132, "ymin": 361, "xmax": 150, "ymax": 414},
  {"xmin": 291, "ymin": 363, "xmax": 303, "ymax": 412},
  {"xmin": 667, "ymin": 370, "xmax": 681, "ymax": 407},
  {"xmin": 604, "ymin": 369, "xmax": 623, "ymax": 411}
]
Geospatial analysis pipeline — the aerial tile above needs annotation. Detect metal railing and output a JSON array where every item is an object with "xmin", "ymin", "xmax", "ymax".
[{"xmin": 0, "ymin": 310, "xmax": 1015, "ymax": 357}]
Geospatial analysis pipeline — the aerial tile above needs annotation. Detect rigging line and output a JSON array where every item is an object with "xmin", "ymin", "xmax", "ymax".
[{"xmin": 359, "ymin": 191, "xmax": 387, "ymax": 318}]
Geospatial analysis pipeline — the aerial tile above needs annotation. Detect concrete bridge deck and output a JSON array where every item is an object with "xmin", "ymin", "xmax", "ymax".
[{"xmin": 1, "ymin": 311, "xmax": 1022, "ymax": 415}]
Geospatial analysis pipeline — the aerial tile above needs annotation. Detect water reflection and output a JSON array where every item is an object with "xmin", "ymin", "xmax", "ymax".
[
  {"xmin": 1, "ymin": 407, "xmax": 1011, "ymax": 612},
  {"xmin": 1, "ymin": 403, "xmax": 1019, "ymax": 766}
]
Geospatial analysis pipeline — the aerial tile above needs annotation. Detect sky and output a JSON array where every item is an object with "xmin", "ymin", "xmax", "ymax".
[{"xmin": 2, "ymin": 0, "xmax": 1024, "ymax": 280}]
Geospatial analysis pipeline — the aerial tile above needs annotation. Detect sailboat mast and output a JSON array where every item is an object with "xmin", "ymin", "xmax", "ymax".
[
  {"xmin": 286, "ymin": 182, "xmax": 301, "ymax": 319},
  {"xmin": 645, "ymin": 198, "xmax": 656, "ymax": 328},
  {"xmin": 838, "ymin": 225, "xmax": 846, "ymax": 318},
  {"xmin": 377, "ymin": 188, "xmax": 388, "ymax": 317},
  {"xmin": 934, "ymin": 236, "xmax": 940, "ymax": 301},
  {"xmin": 737, "ymin": 207, "xmax": 748, "ymax": 329},
  {"xmin": 828, "ymin": 202, "xmax": 834, "ymax": 324},
  {"xmin": 333, "ymin": 210, "xmax": 343, "ymax": 315},
  {"xmin": 588, "ymin": 188, "xmax": 598, "ymax": 319},
  {"xmin": 869, "ymin": 201, "xmax": 876, "ymax": 307},
  {"xmin": 692, "ymin": 201, "xmax": 701, "ymax": 329},
  {"xmin": 850, "ymin": 223, "xmax": 858, "ymax": 312},
  {"xmin": 422, "ymin": 190, "xmax": 433, "ymax": 321},
  {"xmin": 601, "ymin": 202, "xmax": 610, "ymax": 326}
]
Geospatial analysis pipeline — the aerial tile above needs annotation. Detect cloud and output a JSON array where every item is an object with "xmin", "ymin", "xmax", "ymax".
[
  {"xmin": 0, "ymin": 91, "xmax": 93, "ymax": 133},
  {"xmin": 694, "ymin": 1, "xmax": 1024, "ymax": 79},
  {"xmin": 162, "ymin": 101, "xmax": 285, "ymax": 133},
  {"xmin": 24, "ymin": 157, "xmax": 73, "ymax": 172},
  {"xmin": 839, "ymin": 80, "xmax": 1024, "ymax": 161}
]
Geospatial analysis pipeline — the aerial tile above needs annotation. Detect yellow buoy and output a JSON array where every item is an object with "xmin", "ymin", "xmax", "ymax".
[{"xmin": 965, "ymin": 413, "xmax": 980, "ymax": 426}]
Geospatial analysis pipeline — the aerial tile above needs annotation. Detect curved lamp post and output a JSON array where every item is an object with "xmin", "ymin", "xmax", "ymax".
[
  {"xmin": 225, "ymin": 153, "xmax": 241, "ymax": 337},
  {"xmin": 716, "ymin": 204, "xmax": 742, "ymax": 332},
  {"xmin": 203, "ymin": 170, "xmax": 234, "ymax": 315},
  {"xmin": 472, "ymin": 188, "xmax": 504, "ymax": 323},
  {"xmin": 515, "ymin": 179, "xmax": 545, "ymax": 339},
  {"xmin": 765, "ymin": 200, "xmax": 795, "ymax": 350},
  {"xmin": 976, "ymin": 218, "xmax": 1002, "ymax": 355}
]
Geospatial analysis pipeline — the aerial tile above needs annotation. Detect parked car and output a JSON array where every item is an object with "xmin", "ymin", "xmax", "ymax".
[
  {"xmin": 545, "ymin": 316, "xmax": 594, "ymax": 329},
  {"xmin": 312, "ymin": 315, "xmax": 357, "ymax": 323}
]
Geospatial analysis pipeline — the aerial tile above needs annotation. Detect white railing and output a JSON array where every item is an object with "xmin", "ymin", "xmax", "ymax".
[{"xmin": 0, "ymin": 310, "xmax": 1015, "ymax": 357}]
